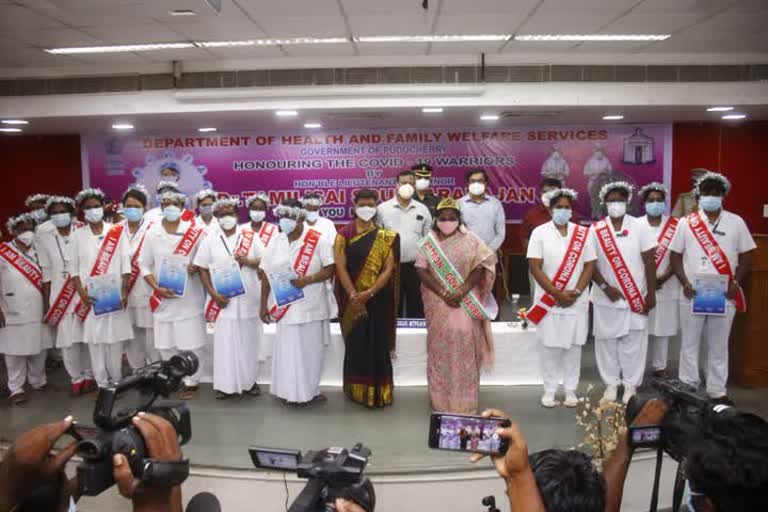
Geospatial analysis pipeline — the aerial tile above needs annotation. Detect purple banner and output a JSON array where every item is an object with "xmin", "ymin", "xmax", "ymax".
[{"xmin": 83, "ymin": 124, "xmax": 671, "ymax": 222}]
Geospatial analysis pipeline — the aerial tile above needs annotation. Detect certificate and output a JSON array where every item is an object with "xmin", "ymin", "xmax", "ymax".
[
  {"xmin": 211, "ymin": 260, "xmax": 246, "ymax": 299},
  {"xmin": 87, "ymin": 274, "xmax": 123, "ymax": 317},
  {"xmin": 268, "ymin": 271, "xmax": 304, "ymax": 307},
  {"xmin": 158, "ymin": 254, "xmax": 188, "ymax": 297},
  {"xmin": 691, "ymin": 273, "xmax": 728, "ymax": 316}
]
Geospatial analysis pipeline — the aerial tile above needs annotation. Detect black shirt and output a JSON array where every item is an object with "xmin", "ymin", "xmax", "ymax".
[{"xmin": 415, "ymin": 191, "xmax": 440, "ymax": 218}]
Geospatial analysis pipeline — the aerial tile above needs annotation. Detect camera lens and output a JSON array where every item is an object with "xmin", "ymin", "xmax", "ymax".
[{"xmin": 168, "ymin": 351, "xmax": 199, "ymax": 378}]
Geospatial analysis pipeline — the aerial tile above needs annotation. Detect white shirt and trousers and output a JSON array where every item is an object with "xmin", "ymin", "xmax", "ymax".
[
  {"xmin": 460, "ymin": 194, "xmax": 507, "ymax": 252},
  {"xmin": 304, "ymin": 216, "xmax": 337, "ymax": 242},
  {"xmin": 590, "ymin": 216, "xmax": 657, "ymax": 390},
  {"xmin": 38, "ymin": 228, "xmax": 91, "ymax": 384},
  {"xmin": 71, "ymin": 223, "xmax": 134, "ymax": 388},
  {"xmin": 260, "ymin": 227, "xmax": 337, "ymax": 403},
  {"xmin": 0, "ymin": 242, "xmax": 47, "ymax": 396},
  {"xmin": 669, "ymin": 210, "xmax": 756, "ymax": 398},
  {"xmin": 139, "ymin": 221, "xmax": 209, "ymax": 387},
  {"xmin": 194, "ymin": 225, "xmax": 265, "ymax": 394},
  {"xmin": 527, "ymin": 221, "xmax": 596, "ymax": 395}
]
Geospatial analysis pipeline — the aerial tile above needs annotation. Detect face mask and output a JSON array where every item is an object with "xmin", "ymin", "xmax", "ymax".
[
  {"xmin": 415, "ymin": 178, "xmax": 430, "ymax": 191},
  {"xmin": 219, "ymin": 216, "xmax": 237, "ymax": 230},
  {"xmin": 249, "ymin": 210, "xmax": 266, "ymax": 223},
  {"xmin": 437, "ymin": 220, "xmax": 459, "ymax": 236},
  {"xmin": 552, "ymin": 208, "xmax": 572, "ymax": 225},
  {"xmin": 50, "ymin": 213, "xmax": 72, "ymax": 228},
  {"xmin": 84, "ymin": 207, "xmax": 104, "ymax": 223},
  {"xmin": 468, "ymin": 182, "xmax": 486, "ymax": 196},
  {"xmin": 17, "ymin": 231, "xmax": 35, "ymax": 246},
  {"xmin": 398, "ymin": 183, "xmax": 414, "ymax": 200},
  {"xmin": 279, "ymin": 218, "xmax": 298, "ymax": 234},
  {"xmin": 32, "ymin": 208, "xmax": 47, "ymax": 222},
  {"xmin": 645, "ymin": 201, "xmax": 665, "ymax": 217},
  {"xmin": 699, "ymin": 195, "xmax": 722, "ymax": 212},
  {"xmin": 356, "ymin": 206, "xmax": 377, "ymax": 222},
  {"xmin": 607, "ymin": 201, "xmax": 626, "ymax": 218},
  {"xmin": 199, "ymin": 205, "xmax": 213, "ymax": 217},
  {"xmin": 306, "ymin": 211, "xmax": 320, "ymax": 223},
  {"xmin": 162, "ymin": 205, "xmax": 182, "ymax": 222},
  {"xmin": 123, "ymin": 206, "xmax": 144, "ymax": 222}
]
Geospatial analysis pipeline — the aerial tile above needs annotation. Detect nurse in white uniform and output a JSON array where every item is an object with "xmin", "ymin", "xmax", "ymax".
[
  {"xmin": 194, "ymin": 198, "xmax": 265, "ymax": 399},
  {"xmin": 146, "ymin": 181, "xmax": 183, "ymax": 223},
  {"xmin": 194, "ymin": 189, "xmax": 219, "ymax": 233},
  {"xmin": 28, "ymin": 193, "xmax": 57, "ymax": 360},
  {"xmin": 589, "ymin": 182, "xmax": 657, "ymax": 404},
  {"xmin": 527, "ymin": 189, "xmax": 596, "ymax": 408},
  {"xmin": 139, "ymin": 190, "xmax": 209, "ymax": 399},
  {"xmin": 670, "ymin": 172, "xmax": 756, "ymax": 402},
  {"xmin": 38, "ymin": 196, "xmax": 94, "ymax": 396},
  {"xmin": 71, "ymin": 188, "xmax": 134, "ymax": 390},
  {"xmin": 637, "ymin": 183, "xmax": 680, "ymax": 377},
  {"xmin": 260, "ymin": 199, "xmax": 337, "ymax": 406},
  {"xmin": 302, "ymin": 192, "xmax": 338, "ymax": 242},
  {"xmin": 242, "ymin": 193, "xmax": 277, "ymax": 246},
  {"xmin": 0, "ymin": 214, "xmax": 47, "ymax": 404}
]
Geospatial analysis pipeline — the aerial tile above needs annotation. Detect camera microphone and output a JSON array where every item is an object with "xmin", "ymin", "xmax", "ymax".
[{"xmin": 186, "ymin": 492, "xmax": 221, "ymax": 512}]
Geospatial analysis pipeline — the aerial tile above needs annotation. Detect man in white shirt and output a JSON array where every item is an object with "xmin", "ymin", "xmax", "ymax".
[
  {"xmin": 589, "ymin": 182, "xmax": 657, "ymax": 404},
  {"xmin": 460, "ymin": 169, "xmax": 506, "ymax": 253},
  {"xmin": 259, "ymin": 199, "xmax": 337, "ymax": 406},
  {"xmin": 669, "ymin": 172, "xmax": 756, "ymax": 402},
  {"xmin": 139, "ymin": 191, "xmax": 209, "ymax": 399},
  {"xmin": 194, "ymin": 189, "xmax": 219, "ymax": 233},
  {"xmin": 302, "ymin": 192, "xmax": 338, "ymax": 242}
]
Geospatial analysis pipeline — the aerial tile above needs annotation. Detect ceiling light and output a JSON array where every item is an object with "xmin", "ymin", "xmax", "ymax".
[
  {"xmin": 515, "ymin": 34, "xmax": 670, "ymax": 42},
  {"xmin": 2, "ymin": 119, "xmax": 28, "ymax": 125},
  {"xmin": 46, "ymin": 42, "xmax": 195, "ymax": 54},
  {"xmin": 275, "ymin": 110, "xmax": 298, "ymax": 117},
  {"xmin": 197, "ymin": 37, "xmax": 348, "ymax": 48},
  {"xmin": 112, "ymin": 123, "xmax": 134, "ymax": 130},
  {"xmin": 480, "ymin": 114, "xmax": 499, "ymax": 121},
  {"xmin": 355, "ymin": 34, "xmax": 508, "ymax": 43},
  {"xmin": 722, "ymin": 114, "xmax": 747, "ymax": 120},
  {"xmin": 304, "ymin": 123, "xmax": 322, "ymax": 129},
  {"xmin": 707, "ymin": 106, "xmax": 734, "ymax": 112},
  {"xmin": 170, "ymin": 9, "xmax": 196, "ymax": 16},
  {"xmin": 422, "ymin": 107, "xmax": 444, "ymax": 113},
  {"xmin": 603, "ymin": 115, "xmax": 624, "ymax": 120},
  {"xmin": 0, "ymin": 128, "xmax": 22, "ymax": 133},
  {"xmin": 198, "ymin": 127, "xmax": 217, "ymax": 132}
]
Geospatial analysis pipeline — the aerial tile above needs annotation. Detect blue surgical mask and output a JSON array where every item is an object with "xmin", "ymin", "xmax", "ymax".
[
  {"xmin": 645, "ymin": 201, "xmax": 665, "ymax": 217},
  {"xmin": 50, "ymin": 213, "xmax": 72, "ymax": 228},
  {"xmin": 199, "ymin": 205, "xmax": 213, "ymax": 217},
  {"xmin": 698, "ymin": 195, "xmax": 722, "ymax": 212},
  {"xmin": 306, "ymin": 211, "xmax": 320, "ymax": 223},
  {"xmin": 32, "ymin": 208, "xmax": 47, "ymax": 222},
  {"xmin": 552, "ymin": 208, "xmax": 572, "ymax": 225},
  {"xmin": 163, "ymin": 205, "xmax": 182, "ymax": 222},
  {"xmin": 279, "ymin": 218, "xmax": 298, "ymax": 234},
  {"xmin": 123, "ymin": 207, "xmax": 144, "ymax": 222}
]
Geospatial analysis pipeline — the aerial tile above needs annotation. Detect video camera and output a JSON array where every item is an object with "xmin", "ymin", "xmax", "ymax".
[
  {"xmin": 72, "ymin": 351, "xmax": 198, "ymax": 496},
  {"xmin": 249, "ymin": 443, "xmax": 375, "ymax": 512}
]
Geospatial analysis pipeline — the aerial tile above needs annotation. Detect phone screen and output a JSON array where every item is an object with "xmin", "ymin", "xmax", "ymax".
[
  {"xmin": 629, "ymin": 426, "xmax": 663, "ymax": 448},
  {"xmin": 249, "ymin": 446, "xmax": 301, "ymax": 470},
  {"xmin": 428, "ymin": 413, "xmax": 509, "ymax": 455}
]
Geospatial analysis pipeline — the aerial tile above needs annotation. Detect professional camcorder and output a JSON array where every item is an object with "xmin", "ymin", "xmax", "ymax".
[
  {"xmin": 249, "ymin": 443, "xmax": 376, "ymax": 512},
  {"xmin": 72, "ymin": 351, "xmax": 198, "ymax": 496}
]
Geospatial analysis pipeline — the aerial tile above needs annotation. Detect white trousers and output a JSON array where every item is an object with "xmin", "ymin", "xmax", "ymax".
[
  {"xmin": 648, "ymin": 335, "xmax": 669, "ymax": 371},
  {"xmin": 213, "ymin": 317, "xmax": 261, "ymax": 394},
  {"xmin": 5, "ymin": 353, "xmax": 47, "ymax": 395},
  {"xmin": 88, "ymin": 342, "xmax": 124, "ymax": 388},
  {"xmin": 159, "ymin": 347, "xmax": 206, "ymax": 387},
  {"xmin": 595, "ymin": 329, "xmax": 648, "ymax": 388},
  {"xmin": 271, "ymin": 320, "xmax": 328, "ymax": 403},
  {"xmin": 125, "ymin": 327, "xmax": 160, "ymax": 370},
  {"xmin": 61, "ymin": 343, "xmax": 92, "ymax": 383},
  {"xmin": 679, "ymin": 306, "xmax": 736, "ymax": 398},
  {"xmin": 539, "ymin": 344, "xmax": 582, "ymax": 393}
]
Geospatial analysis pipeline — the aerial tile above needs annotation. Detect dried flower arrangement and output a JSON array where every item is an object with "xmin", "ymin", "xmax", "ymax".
[{"xmin": 573, "ymin": 384, "xmax": 627, "ymax": 470}]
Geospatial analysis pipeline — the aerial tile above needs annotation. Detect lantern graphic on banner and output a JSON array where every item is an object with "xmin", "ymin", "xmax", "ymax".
[
  {"xmin": 132, "ymin": 151, "xmax": 211, "ymax": 198},
  {"xmin": 622, "ymin": 128, "xmax": 655, "ymax": 165}
]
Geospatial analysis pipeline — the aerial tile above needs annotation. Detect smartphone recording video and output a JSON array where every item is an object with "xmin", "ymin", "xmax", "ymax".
[{"xmin": 428, "ymin": 413, "xmax": 510, "ymax": 455}]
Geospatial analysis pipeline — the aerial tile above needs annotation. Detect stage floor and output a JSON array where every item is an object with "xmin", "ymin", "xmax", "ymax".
[{"xmin": 2, "ymin": 335, "xmax": 768, "ymax": 473}]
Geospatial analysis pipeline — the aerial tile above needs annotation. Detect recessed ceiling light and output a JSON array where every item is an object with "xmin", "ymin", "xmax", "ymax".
[
  {"xmin": 112, "ymin": 123, "xmax": 134, "ymax": 130},
  {"xmin": 480, "ymin": 114, "xmax": 499, "ymax": 121},
  {"xmin": 304, "ymin": 123, "xmax": 322, "ymax": 129},
  {"xmin": 197, "ymin": 37, "xmax": 348, "ymax": 48},
  {"xmin": 1, "ymin": 119, "xmax": 28, "ymax": 125},
  {"xmin": 707, "ymin": 106, "xmax": 734, "ymax": 112},
  {"xmin": 602, "ymin": 115, "xmax": 624, "ymax": 120},
  {"xmin": 0, "ymin": 127, "xmax": 22, "ymax": 133},
  {"xmin": 275, "ymin": 110, "xmax": 298, "ymax": 117},
  {"xmin": 722, "ymin": 114, "xmax": 747, "ymax": 120},
  {"xmin": 170, "ymin": 9, "xmax": 196, "ymax": 16},
  {"xmin": 198, "ymin": 127, "xmax": 217, "ymax": 132},
  {"xmin": 46, "ymin": 42, "xmax": 195, "ymax": 54},
  {"xmin": 422, "ymin": 107, "xmax": 444, "ymax": 113},
  {"xmin": 355, "ymin": 34, "xmax": 508, "ymax": 43},
  {"xmin": 515, "ymin": 34, "xmax": 670, "ymax": 42}
]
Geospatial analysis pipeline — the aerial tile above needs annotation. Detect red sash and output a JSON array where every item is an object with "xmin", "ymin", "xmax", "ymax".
[
  {"xmin": 205, "ymin": 230, "xmax": 256, "ymax": 322},
  {"xmin": 654, "ymin": 217, "xmax": 679, "ymax": 269},
  {"xmin": 527, "ymin": 225, "xmax": 589, "ymax": 325},
  {"xmin": 181, "ymin": 209, "xmax": 196, "ymax": 223},
  {"xmin": 149, "ymin": 224, "xmax": 205, "ymax": 313},
  {"xmin": 594, "ymin": 219, "xmax": 646, "ymax": 314},
  {"xmin": 0, "ymin": 242, "xmax": 43, "ymax": 293},
  {"xmin": 269, "ymin": 229, "xmax": 321, "ymax": 322},
  {"xmin": 74, "ymin": 225, "xmax": 125, "ymax": 321},
  {"xmin": 686, "ymin": 212, "xmax": 746, "ymax": 312},
  {"xmin": 44, "ymin": 224, "xmax": 85, "ymax": 326},
  {"xmin": 258, "ymin": 223, "xmax": 276, "ymax": 247},
  {"xmin": 126, "ymin": 222, "xmax": 153, "ymax": 297}
]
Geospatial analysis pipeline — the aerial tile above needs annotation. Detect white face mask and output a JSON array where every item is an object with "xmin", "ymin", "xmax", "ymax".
[
  {"xmin": 468, "ymin": 182, "xmax": 486, "ymax": 196},
  {"xmin": 306, "ymin": 211, "xmax": 320, "ymax": 223},
  {"xmin": 356, "ymin": 206, "xmax": 377, "ymax": 222},
  {"xmin": 279, "ymin": 218, "xmax": 298, "ymax": 234},
  {"xmin": 607, "ymin": 201, "xmax": 627, "ymax": 218},
  {"xmin": 50, "ymin": 213, "xmax": 72, "ymax": 228},
  {"xmin": 17, "ymin": 231, "xmax": 35, "ymax": 246},
  {"xmin": 31, "ymin": 208, "xmax": 47, "ymax": 222},
  {"xmin": 415, "ymin": 178, "xmax": 430, "ymax": 191},
  {"xmin": 199, "ymin": 205, "xmax": 213, "ymax": 217},
  {"xmin": 398, "ymin": 183, "xmax": 415, "ymax": 200},
  {"xmin": 249, "ymin": 210, "xmax": 266, "ymax": 223},
  {"xmin": 84, "ymin": 207, "xmax": 104, "ymax": 224},
  {"xmin": 218, "ymin": 216, "xmax": 237, "ymax": 230}
]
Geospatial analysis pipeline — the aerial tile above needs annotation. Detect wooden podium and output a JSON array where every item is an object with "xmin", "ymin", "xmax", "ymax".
[{"xmin": 730, "ymin": 234, "xmax": 768, "ymax": 387}]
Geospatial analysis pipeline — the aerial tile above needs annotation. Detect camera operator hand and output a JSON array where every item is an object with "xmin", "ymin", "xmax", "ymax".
[
  {"xmin": 0, "ymin": 416, "xmax": 79, "ymax": 512},
  {"xmin": 334, "ymin": 498, "xmax": 366, "ymax": 512},
  {"xmin": 112, "ymin": 412, "xmax": 183, "ymax": 512}
]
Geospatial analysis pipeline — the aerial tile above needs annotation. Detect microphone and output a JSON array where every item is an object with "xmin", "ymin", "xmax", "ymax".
[{"xmin": 186, "ymin": 492, "xmax": 222, "ymax": 512}]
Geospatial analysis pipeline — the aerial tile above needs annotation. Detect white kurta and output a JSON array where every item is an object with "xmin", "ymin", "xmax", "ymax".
[
  {"xmin": 195, "ymin": 215, "xmax": 219, "ymax": 234},
  {"xmin": 638, "ymin": 215, "xmax": 681, "ymax": 337},
  {"xmin": 304, "ymin": 217, "xmax": 338, "ymax": 244},
  {"xmin": 0, "ymin": 242, "xmax": 44, "ymax": 356}
]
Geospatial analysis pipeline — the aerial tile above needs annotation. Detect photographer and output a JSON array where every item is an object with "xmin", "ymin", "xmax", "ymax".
[{"xmin": 0, "ymin": 414, "xmax": 183, "ymax": 512}]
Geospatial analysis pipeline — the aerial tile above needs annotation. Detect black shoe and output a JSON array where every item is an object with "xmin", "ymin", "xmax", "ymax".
[
  {"xmin": 711, "ymin": 396, "xmax": 734, "ymax": 406},
  {"xmin": 215, "ymin": 391, "xmax": 236, "ymax": 400},
  {"xmin": 246, "ymin": 383, "xmax": 261, "ymax": 397},
  {"xmin": 652, "ymin": 369, "xmax": 670, "ymax": 379}
]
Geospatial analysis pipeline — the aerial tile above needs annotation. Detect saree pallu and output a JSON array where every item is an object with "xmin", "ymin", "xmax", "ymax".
[{"xmin": 335, "ymin": 225, "xmax": 400, "ymax": 408}]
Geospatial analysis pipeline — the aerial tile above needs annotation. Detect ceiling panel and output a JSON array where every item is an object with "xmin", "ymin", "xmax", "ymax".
[
  {"xmin": 0, "ymin": 4, "xmax": 64, "ymax": 30},
  {"xmin": 78, "ymin": 21, "xmax": 186, "ymax": 44},
  {"xmin": 164, "ymin": 19, "xmax": 267, "ymax": 41},
  {"xmin": 241, "ymin": 0, "xmax": 340, "ymax": 17},
  {"xmin": 136, "ymin": 48, "xmax": 214, "ymax": 62},
  {"xmin": 518, "ymin": 10, "xmax": 618, "ymax": 34},
  {"xmin": 3, "ymin": 28, "xmax": 103, "ymax": 48},
  {"xmin": 348, "ymin": 15, "xmax": 432, "ymax": 35},
  {"xmin": 603, "ymin": 14, "xmax": 702, "ymax": 34},
  {"xmin": 686, "ymin": 12, "xmax": 768, "ymax": 35},
  {"xmin": 434, "ymin": 14, "xmax": 522, "ymax": 34},
  {"xmin": 339, "ymin": 0, "xmax": 426, "ymax": 15},
  {"xmin": 250, "ymin": 16, "xmax": 348, "ymax": 38},
  {"xmin": 283, "ymin": 43, "xmax": 356, "ymax": 57},
  {"xmin": 632, "ymin": 0, "xmax": 730, "ymax": 16}
]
